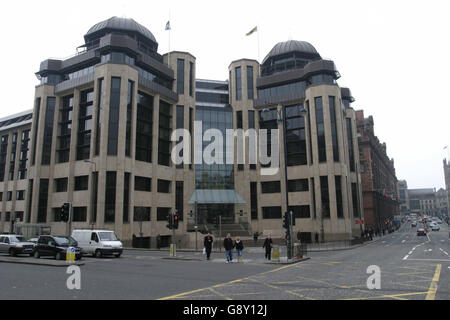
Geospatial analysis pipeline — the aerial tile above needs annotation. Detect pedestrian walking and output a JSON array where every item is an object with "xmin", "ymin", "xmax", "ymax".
[
  {"xmin": 253, "ymin": 232, "xmax": 259, "ymax": 246},
  {"xmin": 263, "ymin": 234, "xmax": 273, "ymax": 260},
  {"xmin": 156, "ymin": 234, "xmax": 161, "ymax": 250},
  {"xmin": 223, "ymin": 233, "xmax": 234, "ymax": 263},
  {"xmin": 234, "ymin": 236, "xmax": 244, "ymax": 263},
  {"xmin": 203, "ymin": 233, "xmax": 214, "ymax": 260}
]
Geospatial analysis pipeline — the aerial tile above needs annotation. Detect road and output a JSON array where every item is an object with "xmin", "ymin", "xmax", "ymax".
[{"xmin": 0, "ymin": 222, "xmax": 449, "ymax": 300}]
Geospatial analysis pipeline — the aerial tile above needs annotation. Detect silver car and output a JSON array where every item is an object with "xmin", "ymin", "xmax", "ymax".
[{"xmin": 0, "ymin": 235, "xmax": 35, "ymax": 256}]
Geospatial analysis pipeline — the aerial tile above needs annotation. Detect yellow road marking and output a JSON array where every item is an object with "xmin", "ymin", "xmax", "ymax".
[
  {"xmin": 208, "ymin": 287, "xmax": 233, "ymax": 300},
  {"xmin": 343, "ymin": 291, "xmax": 429, "ymax": 300},
  {"xmin": 425, "ymin": 264, "xmax": 442, "ymax": 300}
]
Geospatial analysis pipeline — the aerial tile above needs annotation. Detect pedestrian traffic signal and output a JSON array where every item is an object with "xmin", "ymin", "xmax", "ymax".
[
  {"xmin": 60, "ymin": 203, "xmax": 70, "ymax": 222},
  {"xmin": 173, "ymin": 214, "xmax": 179, "ymax": 229},
  {"xmin": 166, "ymin": 214, "xmax": 173, "ymax": 230}
]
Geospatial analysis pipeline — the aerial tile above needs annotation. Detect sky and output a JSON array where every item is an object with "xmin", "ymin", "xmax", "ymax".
[{"xmin": 0, "ymin": 0, "xmax": 449, "ymax": 189}]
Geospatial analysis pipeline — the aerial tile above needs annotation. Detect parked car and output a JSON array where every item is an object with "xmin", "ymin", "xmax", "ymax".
[
  {"xmin": 71, "ymin": 230, "xmax": 123, "ymax": 258},
  {"xmin": 417, "ymin": 228, "xmax": 427, "ymax": 236},
  {"xmin": 33, "ymin": 235, "xmax": 82, "ymax": 260},
  {"xmin": 411, "ymin": 221, "xmax": 417, "ymax": 227},
  {"xmin": 431, "ymin": 224, "xmax": 440, "ymax": 231},
  {"xmin": 0, "ymin": 234, "xmax": 35, "ymax": 256}
]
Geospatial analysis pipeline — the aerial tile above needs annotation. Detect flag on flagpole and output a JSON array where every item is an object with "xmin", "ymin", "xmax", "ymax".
[
  {"xmin": 246, "ymin": 26, "xmax": 257, "ymax": 36},
  {"xmin": 165, "ymin": 21, "xmax": 171, "ymax": 31},
  {"xmin": 445, "ymin": 146, "xmax": 448, "ymax": 150}
]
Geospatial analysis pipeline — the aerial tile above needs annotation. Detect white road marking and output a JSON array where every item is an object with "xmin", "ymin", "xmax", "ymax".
[
  {"xmin": 403, "ymin": 255, "xmax": 409, "ymax": 260},
  {"xmin": 408, "ymin": 251, "xmax": 413, "ymax": 255},
  {"xmin": 402, "ymin": 240, "xmax": 406, "ymax": 243},
  {"xmin": 406, "ymin": 258, "xmax": 450, "ymax": 262}
]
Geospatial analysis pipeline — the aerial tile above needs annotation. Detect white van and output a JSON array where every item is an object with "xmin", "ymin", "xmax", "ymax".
[{"xmin": 71, "ymin": 230, "xmax": 123, "ymax": 258}]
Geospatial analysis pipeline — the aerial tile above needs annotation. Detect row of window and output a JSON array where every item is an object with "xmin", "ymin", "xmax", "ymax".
[
  {"xmin": 234, "ymin": 66, "xmax": 254, "ymax": 101},
  {"xmin": 0, "ymin": 130, "xmax": 30, "ymax": 182},
  {"xmin": 0, "ymin": 190, "xmax": 26, "ymax": 201}
]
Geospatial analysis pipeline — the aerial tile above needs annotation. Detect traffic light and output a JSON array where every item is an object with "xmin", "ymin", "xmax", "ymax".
[
  {"xmin": 60, "ymin": 203, "xmax": 70, "ymax": 222},
  {"xmin": 166, "ymin": 214, "xmax": 173, "ymax": 230},
  {"xmin": 173, "ymin": 214, "xmax": 179, "ymax": 229},
  {"xmin": 282, "ymin": 212, "xmax": 290, "ymax": 229}
]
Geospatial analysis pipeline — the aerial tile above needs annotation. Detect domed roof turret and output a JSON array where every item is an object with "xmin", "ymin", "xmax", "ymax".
[
  {"xmin": 262, "ymin": 40, "xmax": 320, "ymax": 64},
  {"xmin": 84, "ymin": 16, "xmax": 157, "ymax": 44}
]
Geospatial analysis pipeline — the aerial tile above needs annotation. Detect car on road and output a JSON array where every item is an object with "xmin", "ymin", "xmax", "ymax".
[
  {"xmin": 71, "ymin": 229, "xmax": 123, "ymax": 258},
  {"xmin": 0, "ymin": 234, "xmax": 35, "ymax": 256},
  {"xmin": 416, "ymin": 228, "xmax": 427, "ymax": 236},
  {"xmin": 33, "ymin": 235, "xmax": 82, "ymax": 260},
  {"xmin": 411, "ymin": 221, "xmax": 417, "ymax": 227},
  {"xmin": 431, "ymin": 224, "xmax": 440, "ymax": 231}
]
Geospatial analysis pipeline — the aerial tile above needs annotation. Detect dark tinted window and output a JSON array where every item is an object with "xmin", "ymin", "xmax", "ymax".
[
  {"xmin": 177, "ymin": 59, "xmax": 185, "ymax": 94},
  {"xmin": 157, "ymin": 179, "xmax": 171, "ymax": 193},
  {"xmin": 261, "ymin": 181, "xmax": 281, "ymax": 194},
  {"xmin": 288, "ymin": 179, "xmax": 309, "ymax": 192},
  {"xmin": 262, "ymin": 206, "xmax": 282, "ymax": 219},
  {"xmin": 74, "ymin": 176, "xmax": 89, "ymax": 191},
  {"xmin": 107, "ymin": 78, "xmax": 121, "ymax": 155},
  {"xmin": 135, "ymin": 176, "xmax": 151, "ymax": 192}
]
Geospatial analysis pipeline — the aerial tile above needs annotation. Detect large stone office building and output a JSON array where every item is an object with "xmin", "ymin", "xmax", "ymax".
[{"xmin": 0, "ymin": 17, "xmax": 364, "ymax": 246}]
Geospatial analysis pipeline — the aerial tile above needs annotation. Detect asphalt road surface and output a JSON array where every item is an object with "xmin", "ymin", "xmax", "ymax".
[{"xmin": 0, "ymin": 222, "xmax": 449, "ymax": 300}]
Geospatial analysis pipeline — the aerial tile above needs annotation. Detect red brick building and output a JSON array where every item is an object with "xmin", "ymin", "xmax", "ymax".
[{"xmin": 356, "ymin": 110, "xmax": 399, "ymax": 233}]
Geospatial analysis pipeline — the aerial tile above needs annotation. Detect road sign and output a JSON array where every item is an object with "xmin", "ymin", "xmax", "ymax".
[{"xmin": 66, "ymin": 247, "xmax": 75, "ymax": 263}]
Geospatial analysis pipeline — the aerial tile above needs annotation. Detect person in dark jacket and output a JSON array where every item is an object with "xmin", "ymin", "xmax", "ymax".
[
  {"xmin": 263, "ymin": 234, "xmax": 273, "ymax": 260},
  {"xmin": 253, "ymin": 232, "xmax": 259, "ymax": 246},
  {"xmin": 223, "ymin": 233, "xmax": 234, "ymax": 263},
  {"xmin": 234, "ymin": 236, "xmax": 244, "ymax": 263},
  {"xmin": 203, "ymin": 233, "xmax": 213, "ymax": 260}
]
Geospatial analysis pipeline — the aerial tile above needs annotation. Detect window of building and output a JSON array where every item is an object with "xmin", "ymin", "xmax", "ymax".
[
  {"xmin": 236, "ymin": 111, "xmax": 243, "ymax": 129},
  {"xmin": 158, "ymin": 100, "xmax": 172, "ymax": 166},
  {"xmin": 5, "ymin": 212, "xmax": 10, "ymax": 222},
  {"xmin": 56, "ymin": 95, "xmax": 73, "ymax": 163},
  {"xmin": 7, "ymin": 191, "xmax": 12, "ymax": 201},
  {"xmin": 311, "ymin": 178, "xmax": 316, "ymax": 219},
  {"xmin": 157, "ymin": 207, "xmax": 171, "ymax": 221},
  {"xmin": 0, "ymin": 192, "xmax": 2, "ymax": 201},
  {"xmin": 8, "ymin": 133, "xmax": 18, "ymax": 180},
  {"xmin": 135, "ymin": 176, "xmax": 151, "ymax": 192},
  {"xmin": 136, "ymin": 91, "xmax": 153, "ymax": 163},
  {"xmin": 104, "ymin": 172, "xmax": 116, "ymax": 223},
  {"xmin": 189, "ymin": 62, "xmax": 194, "ymax": 97},
  {"xmin": 175, "ymin": 181, "xmax": 184, "ymax": 221},
  {"xmin": 77, "ymin": 89, "xmax": 94, "ymax": 160},
  {"xmin": 134, "ymin": 207, "xmax": 151, "ymax": 221},
  {"xmin": 320, "ymin": 176, "xmax": 330, "ymax": 219},
  {"xmin": 262, "ymin": 206, "xmax": 282, "ymax": 219},
  {"xmin": 258, "ymin": 108, "xmax": 278, "ymax": 168},
  {"xmin": 123, "ymin": 172, "xmax": 130, "ymax": 223},
  {"xmin": 74, "ymin": 176, "xmax": 89, "ymax": 191},
  {"xmin": 315, "ymin": 97, "xmax": 326, "ymax": 163},
  {"xmin": 247, "ymin": 66, "xmax": 254, "ymax": 100},
  {"xmin": 31, "ymin": 98, "xmax": 41, "ymax": 165},
  {"xmin": 16, "ymin": 190, "xmax": 25, "ymax": 201},
  {"xmin": 329, "ymin": 96, "xmax": 339, "ymax": 162},
  {"xmin": 157, "ymin": 179, "xmax": 171, "ymax": 193},
  {"xmin": 335, "ymin": 176, "xmax": 343, "ymax": 218},
  {"xmin": 176, "ymin": 105, "xmax": 184, "ymax": 169},
  {"xmin": 37, "ymin": 179, "xmax": 49, "ymax": 223},
  {"xmin": 347, "ymin": 118, "xmax": 355, "ymax": 172},
  {"xmin": 248, "ymin": 110, "xmax": 255, "ymax": 129},
  {"xmin": 0, "ymin": 135, "xmax": 7, "ymax": 182},
  {"xmin": 235, "ymin": 67, "xmax": 242, "ymax": 100},
  {"xmin": 306, "ymin": 101, "xmax": 313, "ymax": 165},
  {"xmin": 54, "ymin": 178, "xmax": 68, "ymax": 192},
  {"xmin": 73, "ymin": 207, "xmax": 87, "ymax": 222},
  {"xmin": 287, "ymin": 179, "xmax": 309, "ymax": 192},
  {"xmin": 18, "ymin": 130, "xmax": 30, "ymax": 180},
  {"xmin": 42, "ymin": 97, "xmax": 56, "ymax": 165},
  {"xmin": 95, "ymin": 78, "xmax": 104, "ymax": 156},
  {"xmin": 352, "ymin": 183, "xmax": 360, "ymax": 218},
  {"xmin": 250, "ymin": 182, "xmax": 258, "ymax": 220},
  {"xmin": 261, "ymin": 181, "xmax": 281, "ymax": 194},
  {"xmin": 125, "ymin": 81, "xmax": 134, "ymax": 158},
  {"xmin": 289, "ymin": 205, "xmax": 310, "ymax": 219},
  {"xmin": 285, "ymin": 104, "xmax": 307, "ymax": 166},
  {"xmin": 14, "ymin": 211, "xmax": 24, "ymax": 222},
  {"xmin": 177, "ymin": 59, "xmax": 185, "ymax": 95},
  {"xmin": 107, "ymin": 77, "xmax": 121, "ymax": 155}
]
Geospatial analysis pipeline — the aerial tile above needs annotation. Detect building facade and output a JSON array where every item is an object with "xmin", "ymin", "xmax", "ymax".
[
  {"xmin": 444, "ymin": 159, "xmax": 450, "ymax": 218},
  {"xmin": 356, "ymin": 110, "xmax": 399, "ymax": 232},
  {"xmin": 407, "ymin": 188, "xmax": 436, "ymax": 216},
  {"xmin": 398, "ymin": 180, "xmax": 409, "ymax": 215},
  {"xmin": 0, "ymin": 17, "xmax": 365, "ymax": 245}
]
